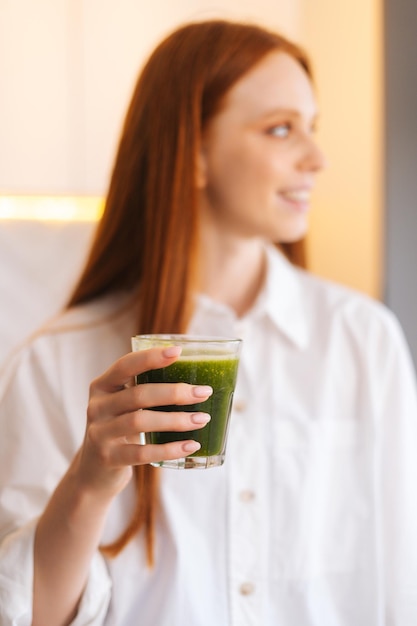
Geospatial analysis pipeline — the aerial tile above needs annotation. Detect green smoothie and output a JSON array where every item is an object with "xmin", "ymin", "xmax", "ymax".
[{"xmin": 136, "ymin": 354, "xmax": 239, "ymax": 457}]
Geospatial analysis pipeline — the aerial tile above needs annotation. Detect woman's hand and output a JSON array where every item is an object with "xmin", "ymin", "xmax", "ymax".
[{"xmin": 73, "ymin": 345, "xmax": 212, "ymax": 500}]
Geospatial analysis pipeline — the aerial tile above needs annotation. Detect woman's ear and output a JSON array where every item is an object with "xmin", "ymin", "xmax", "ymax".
[{"xmin": 195, "ymin": 148, "xmax": 208, "ymax": 189}]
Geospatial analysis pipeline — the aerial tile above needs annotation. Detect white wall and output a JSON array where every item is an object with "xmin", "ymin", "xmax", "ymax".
[{"xmin": 0, "ymin": 1, "xmax": 71, "ymax": 193}]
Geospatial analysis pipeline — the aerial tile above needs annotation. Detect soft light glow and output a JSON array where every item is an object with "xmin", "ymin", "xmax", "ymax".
[{"xmin": 0, "ymin": 196, "xmax": 104, "ymax": 222}]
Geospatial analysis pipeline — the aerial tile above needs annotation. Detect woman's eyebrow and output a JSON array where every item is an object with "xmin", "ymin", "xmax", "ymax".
[{"xmin": 259, "ymin": 108, "xmax": 319, "ymax": 124}]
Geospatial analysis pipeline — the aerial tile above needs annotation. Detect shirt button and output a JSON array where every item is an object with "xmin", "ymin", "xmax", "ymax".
[
  {"xmin": 239, "ymin": 490, "xmax": 255, "ymax": 502},
  {"xmin": 233, "ymin": 399, "xmax": 247, "ymax": 412},
  {"xmin": 239, "ymin": 582, "xmax": 255, "ymax": 596}
]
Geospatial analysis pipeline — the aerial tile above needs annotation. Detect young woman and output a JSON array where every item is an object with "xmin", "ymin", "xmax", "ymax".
[{"xmin": 1, "ymin": 19, "xmax": 416, "ymax": 626}]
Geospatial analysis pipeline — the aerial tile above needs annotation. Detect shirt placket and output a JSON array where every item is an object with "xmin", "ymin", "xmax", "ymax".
[{"xmin": 227, "ymin": 358, "xmax": 265, "ymax": 626}]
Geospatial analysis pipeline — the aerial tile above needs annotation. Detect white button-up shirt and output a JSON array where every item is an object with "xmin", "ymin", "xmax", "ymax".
[{"xmin": 1, "ymin": 245, "xmax": 417, "ymax": 625}]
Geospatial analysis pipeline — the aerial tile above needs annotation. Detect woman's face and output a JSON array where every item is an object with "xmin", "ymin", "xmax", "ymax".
[{"xmin": 198, "ymin": 50, "xmax": 326, "ymax": 243}]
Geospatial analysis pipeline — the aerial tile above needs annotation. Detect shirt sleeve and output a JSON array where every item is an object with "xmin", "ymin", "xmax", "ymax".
[
  {"xmin": 0, "ymin": 339, "xmax": 112, "ymax": 625},
  {"xmin": 375, "ymin": 312, "xmax": 417, "ymax": 623},
  {"xmin": 0, "ymin": 520, "xmax": 112, "ymax": 626}
]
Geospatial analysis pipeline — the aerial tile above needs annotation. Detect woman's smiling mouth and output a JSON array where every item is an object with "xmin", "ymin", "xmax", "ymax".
[{"xmin": 279, "ymin": 188, "xmax": 312, "ymax": 211}]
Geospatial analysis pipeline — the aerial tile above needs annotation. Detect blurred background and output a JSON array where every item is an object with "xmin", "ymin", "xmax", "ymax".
[{"xmin": 0, "ymin": 0, "xmax": 416, "ymax": 366}]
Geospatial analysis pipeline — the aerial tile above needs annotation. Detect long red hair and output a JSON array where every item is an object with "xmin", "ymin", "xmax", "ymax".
[{"xmin": 68, "ymin": 19, "xmax": 311, "ymax": 564}]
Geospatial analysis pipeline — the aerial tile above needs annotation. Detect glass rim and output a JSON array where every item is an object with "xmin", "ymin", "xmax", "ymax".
[{"xmin": 132, "ymin": 334, "xmax": 242, "ymax": 344}]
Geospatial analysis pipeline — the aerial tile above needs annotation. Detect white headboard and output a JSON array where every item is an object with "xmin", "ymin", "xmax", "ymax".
[{"xmin": 0, "ymin": 220, "xmax": 96, "ymax": 367}]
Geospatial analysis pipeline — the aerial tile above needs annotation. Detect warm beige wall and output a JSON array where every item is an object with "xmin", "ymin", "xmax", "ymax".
[{"xmin": 300, "ymin": 0, "xmax": 383, "ymax": 298}]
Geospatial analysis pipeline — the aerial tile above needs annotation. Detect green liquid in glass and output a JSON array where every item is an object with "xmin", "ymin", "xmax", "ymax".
[{"xmin": 136, "ymin": 355, "xmax": 239, "ymax": 457}]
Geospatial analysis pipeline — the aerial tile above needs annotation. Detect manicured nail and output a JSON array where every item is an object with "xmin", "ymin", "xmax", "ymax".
[
  {"xmin": 192, "ymin": 385, "xmax": 213, "ymax": 398},
  {"xmin": 183, "ymin": 441, "xmax": 201, "ymax": 453},
  {"xmin": 190, "ymin": 412, "xmax": 211, "ymax": 425},
  {"xmin": 162, "ymin": 345, "xmax": 182, "ymax": 358}
]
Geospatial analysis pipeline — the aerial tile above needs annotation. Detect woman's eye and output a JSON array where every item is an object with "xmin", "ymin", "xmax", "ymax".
[{"xmin": 268, "ymin": 123, "xmax": 291, "ymax": 138}]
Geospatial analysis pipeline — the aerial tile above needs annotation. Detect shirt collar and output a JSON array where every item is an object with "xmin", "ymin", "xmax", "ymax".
[
  {"xmin": 260, "ymin": 244, "xmax": 309, "ymax": 350},
  {"xmin": 193, "ymin": 244, "xmax": 309, "ymax": 350}
]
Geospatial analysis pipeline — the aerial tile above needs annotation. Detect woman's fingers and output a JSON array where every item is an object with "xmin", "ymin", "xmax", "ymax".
[
  {"xmin": 97, "ymin": 408, "xmax": 211, "ymax": 440},
  {"xmin": 89, "ymin": 382, "xmax": 213, "ymax": 420},
  {"xmin": 91, "ymin": 346, "xmax": 183, "ymax": 394},
  {"xmin": 110, "ymin": 439, "xmax": 202, "ymax": 467}
]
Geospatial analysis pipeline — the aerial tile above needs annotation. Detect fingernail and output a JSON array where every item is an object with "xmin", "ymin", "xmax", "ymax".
[
  {"xmin": 182, "ymin": 441, "xmax": 201, "ymax": 453},
  {"xmin": 190, "ymin": 412, "xmax": 211, "ymax": 425},
  {"xmin": 162, "ymin": 345, "xmax": 182, "ymax": 358},
  {"xmin": 192, "ymin": 385, "xmax": 213, "ymax": 398}
]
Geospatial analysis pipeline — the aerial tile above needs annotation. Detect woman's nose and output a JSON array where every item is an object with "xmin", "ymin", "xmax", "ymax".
[{"xmin": 299, "ymin": 137, "xmax": 328, "ymax": 173}]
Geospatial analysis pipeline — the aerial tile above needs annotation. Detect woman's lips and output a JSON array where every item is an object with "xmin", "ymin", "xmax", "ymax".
[{"xmin": 279, "ymin": 188, "xmax": 312, "ymax": 211}]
